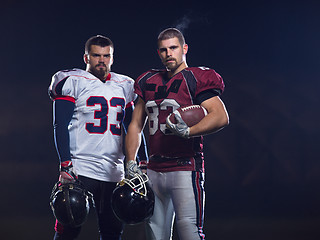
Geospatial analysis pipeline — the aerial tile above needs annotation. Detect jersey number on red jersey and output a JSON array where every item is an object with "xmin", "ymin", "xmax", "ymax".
[{"xmin": 145, "ymin": 99, "xmax": 180, "ymax": 135}]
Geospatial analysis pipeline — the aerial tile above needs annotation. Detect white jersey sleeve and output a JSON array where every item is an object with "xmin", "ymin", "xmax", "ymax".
[{"xmin": 49, "ymin": 68, "xmax": 95, "ymax": 100}]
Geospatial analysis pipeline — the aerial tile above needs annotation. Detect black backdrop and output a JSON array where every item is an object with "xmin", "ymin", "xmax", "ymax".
[{"xmin": 0, "ymin": 0, "xmax": 319, "ymax": 239}]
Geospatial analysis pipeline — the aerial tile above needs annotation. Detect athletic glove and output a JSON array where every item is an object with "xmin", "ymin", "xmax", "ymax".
[
  {"xmin": 59, "ymin": 160, "xmax": 77, "ymax": 183},
  {"xmin": 126, "ymin": 160, "xmax": 143, "ymax": 178},
  {"xmin": 166, "ymin": 111, "xmax": 190, "ymax": 138}
]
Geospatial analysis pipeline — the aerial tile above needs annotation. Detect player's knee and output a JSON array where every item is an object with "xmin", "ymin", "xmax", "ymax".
[
  {"xmin": 176, "ymin": 216, "xmax": 196, "ymax": 226},
  {"xmin": 175, "ymin": 217, "xmax": 199, "ymax": 236}
]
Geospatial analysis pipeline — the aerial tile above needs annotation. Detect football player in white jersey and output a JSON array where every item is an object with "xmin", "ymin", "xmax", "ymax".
[
  {"xmin": 125, "ymin": 28, "xmax": 229, "ymax": 239},
  {"xmin": 49, "ymin": 35, "xmax": 148, "ymax": 240}
]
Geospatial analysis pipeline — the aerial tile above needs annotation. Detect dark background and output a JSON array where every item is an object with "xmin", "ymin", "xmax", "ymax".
[{"xmin": 1, "ymin": 0, "xmax": 319, "ymax": 239}]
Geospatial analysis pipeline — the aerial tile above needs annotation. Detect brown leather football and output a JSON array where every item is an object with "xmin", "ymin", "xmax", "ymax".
[{"xmin": 169, "ymin": 105, "xmax": 207, "ymax": 127}]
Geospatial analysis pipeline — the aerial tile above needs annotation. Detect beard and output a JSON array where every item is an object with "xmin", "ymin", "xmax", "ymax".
[
  {"xmin": 164, "ymin": 58, "xmax": 182, "ymax": 72},
  {"xmin": 89, "ymin": 64, "xmax": 109, "ymax": 80}
]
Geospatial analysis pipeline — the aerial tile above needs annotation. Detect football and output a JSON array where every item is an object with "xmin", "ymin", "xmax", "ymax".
[{"xmin": 169, "ymin": 105, "xmax": 207, "ymax": 127}]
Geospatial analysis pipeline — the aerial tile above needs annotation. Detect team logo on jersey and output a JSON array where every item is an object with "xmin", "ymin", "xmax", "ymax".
[{"xmin": 146, "ymin": 79, "xmax": 182, "ymax": 100}]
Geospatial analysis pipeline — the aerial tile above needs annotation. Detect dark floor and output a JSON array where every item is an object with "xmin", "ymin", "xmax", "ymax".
[{"xmin": 2, "ymin": 215, "xmax": 319, "ymax": 240}]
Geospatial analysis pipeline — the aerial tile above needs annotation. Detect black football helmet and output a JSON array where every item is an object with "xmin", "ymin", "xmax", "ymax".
[
  {"xmin": 111, "ymin": 174, "xmax": 155, "ymax": 225},
  {"xmin": 50, "ymin": 180, "xmax": 94, "ymax": 227}
]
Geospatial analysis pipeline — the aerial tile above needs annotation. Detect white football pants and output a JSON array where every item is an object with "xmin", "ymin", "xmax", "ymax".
[{"xmin": 146, "ymin": 169, "xmax": 205, "ymax": 240}]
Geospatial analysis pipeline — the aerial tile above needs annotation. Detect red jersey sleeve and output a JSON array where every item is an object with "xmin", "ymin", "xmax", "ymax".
[{"xmin": 191, "ymin": 67, "xmax": 225, "ymax": 97}]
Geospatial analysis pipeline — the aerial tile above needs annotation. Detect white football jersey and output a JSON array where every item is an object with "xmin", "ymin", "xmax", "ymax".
[{"xmin": 49, "ymin": 68, "xmax": 136, "ymax": 182}]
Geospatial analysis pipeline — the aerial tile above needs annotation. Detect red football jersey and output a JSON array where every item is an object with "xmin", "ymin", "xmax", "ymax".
[{"xmin": 135, "ymin": 67, "xmax": 224, "ymax": 172}]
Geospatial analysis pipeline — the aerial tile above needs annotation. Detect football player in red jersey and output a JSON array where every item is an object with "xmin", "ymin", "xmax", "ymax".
[{"xmin": 125, "ymin": 28, "xmax": 229, "ymax": 240}]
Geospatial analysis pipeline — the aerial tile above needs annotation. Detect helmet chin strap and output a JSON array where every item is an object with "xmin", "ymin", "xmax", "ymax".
[{"xmin": 64, "ymin": 187, "xmax": 76, "ymax": 227}]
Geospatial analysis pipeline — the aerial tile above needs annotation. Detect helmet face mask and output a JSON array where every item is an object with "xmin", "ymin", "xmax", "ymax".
[
  {"xmin": 121, "ymin": 174, "xmax": 149, "ymax": 196},
  {"xmin": 111, "ymin": 174, "xmax": 155, "ymax": 225},
  {"xmin": 50, "ymin": 181, "xmax": 93, "ymax": 227}
]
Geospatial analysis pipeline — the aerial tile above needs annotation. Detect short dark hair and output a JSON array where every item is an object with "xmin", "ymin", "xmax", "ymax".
[
  {"xmin": 157, "ymin": 28, "xmax": 185, "ymax": 47},
  {"xmin": 85, "ymin": 35, "xmax": 114, "ymax": 54}
]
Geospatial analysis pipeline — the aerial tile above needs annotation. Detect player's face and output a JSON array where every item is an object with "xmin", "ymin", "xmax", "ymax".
[
  {"xmin": 85, "ymin": 45, "xmax": 114, "ymax": 81},
  {"xmin": 158, "ymin": 37, "xmax": 188, "ymax": 75}
]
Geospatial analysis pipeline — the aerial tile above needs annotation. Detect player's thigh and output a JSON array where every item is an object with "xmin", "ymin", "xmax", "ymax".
[
  {"xmin": 170, "ymin": 171, "xmax": 197, "ymax": 219},
  {"xmin": 146, "ymin": 170, "xmax": 175, "ymax": 239},
  {"xmin": 147, "ymin": 169, "xmax": 174, "ymax": 221},
  {"xmin": 78, "ymin": 176, "xmax": 123, "ymax": 234},
  {"xmin": 171, "ymin": 171, "xmax": 205, "ymax": 240},
  {"xmin": 98, "ymin": 181, "xmax": 123, "ymax": 234}
]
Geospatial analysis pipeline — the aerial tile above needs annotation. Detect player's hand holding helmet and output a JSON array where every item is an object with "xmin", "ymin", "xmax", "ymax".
[
  {"xmin": 59, "ymin": 160, "xmax": 77, "ymax": 183},
  {"xmin": 126, "ymin": 160, "xmax": 143, "ymax": 178},
  {"xmin": 111, "ymin": 173, "xmax": 155, "ymax": 225},
  {"xmin": 166, "ymin": 111, "xmax": 190, "ymax": 138}
]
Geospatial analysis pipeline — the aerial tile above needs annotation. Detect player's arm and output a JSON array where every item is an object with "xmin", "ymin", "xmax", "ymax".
[
  {"xmin": 190, "ymin": 96, "xmax": 229, "ymax": 137},
  {"xmin": 125, "ymin": 97, "xmax": 148, "ymax": 177},
  {"xmin": 122, "ymin": 101, "xmax": 149, "ymax": 170},
  {"xmin": 53, "ymin": 98, "xmax": 77, "ymax": 182}
]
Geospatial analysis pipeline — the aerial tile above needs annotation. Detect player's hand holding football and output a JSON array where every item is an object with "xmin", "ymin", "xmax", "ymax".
[
  {"xmin": 59, "ymin": 160, "xmax": 78, "ymax": 183},
  {"xmin": 126, "ymin": 160, "xmax": 144, "ymax": 178},
  {"xmin": 166, "ymin": 111, "xmax": 190, "ymax": 138}
]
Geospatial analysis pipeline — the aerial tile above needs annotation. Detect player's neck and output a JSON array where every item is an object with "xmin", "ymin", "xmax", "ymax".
[{"xmin": 167, "ymin": 62, "xmax": 188, "ymax": 78}]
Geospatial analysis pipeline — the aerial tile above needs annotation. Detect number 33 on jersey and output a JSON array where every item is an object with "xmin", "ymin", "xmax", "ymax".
[{"xmin": 49, "ymin": 68, "xmax": 136, "ymax": 164}]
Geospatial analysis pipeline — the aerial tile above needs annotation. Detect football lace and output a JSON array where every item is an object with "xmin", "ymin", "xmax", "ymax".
[{"xmin": 181, "ymin": 105, "xmax": 200, "ymax": 112}]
